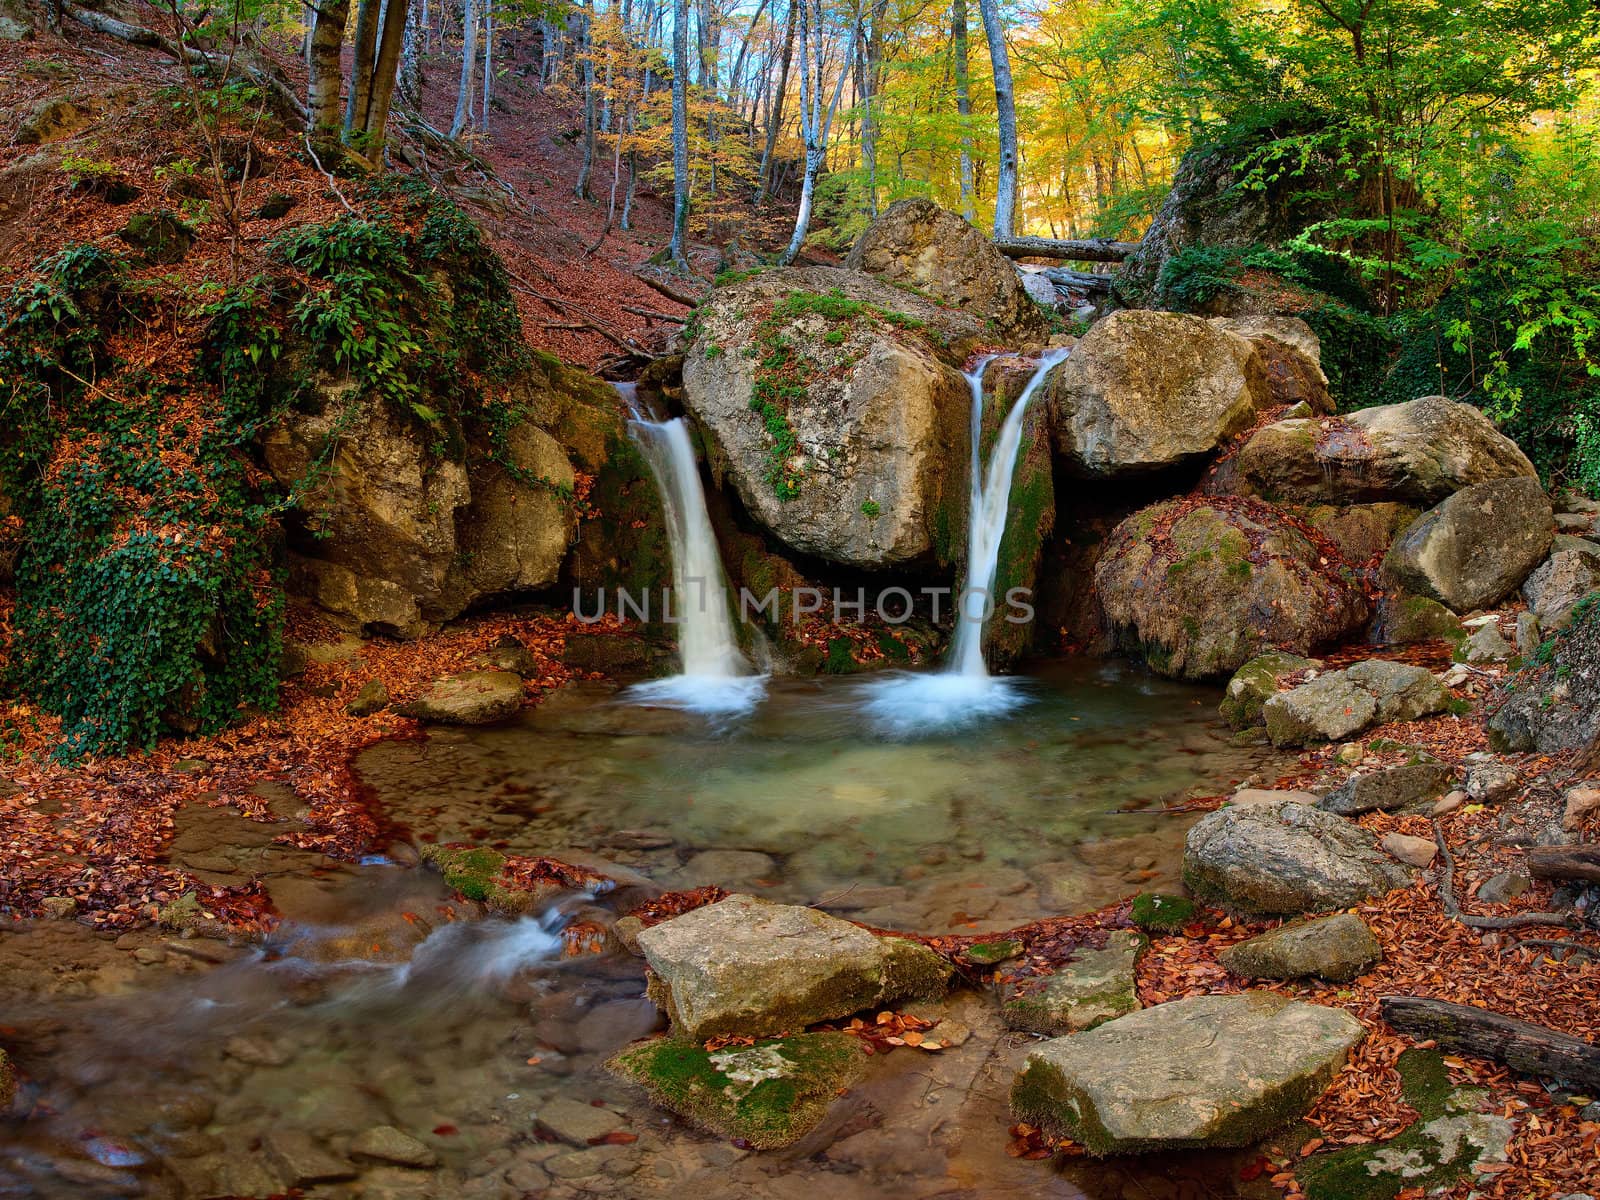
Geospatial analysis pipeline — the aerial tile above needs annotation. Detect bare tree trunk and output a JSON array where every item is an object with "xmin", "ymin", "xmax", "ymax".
[
  {"xmin": 668, "ymin": 0, "xmax": 691, "ymax": 269},
  {"xmin": 576, "ymin": 0, "xmax": 597, "ymax": 198},
  {"xmin": 450, "ymin": 0, "xmax": 479, "ymax": 138},
  {"xmin": 757, "ymin": 0, "xmax": 796, "ymax": 205},
  {"xmin": 480, "ymin": 0, "xmax": 492, "ymax": 129},
  {"xmin": 779, "ymin": 0, "xmax": 857, "ymax": 265},
  {"xmin": 400, "ymin": 0, "xmax": 424, "ymax": 107},
  {"xmin": 859, "ymin": 0, "xmax": 886, "ymax": 216},
  {"xmin": 309, "ymin": 0, "xmax": 351, "ymax": 147},
  {"xmin": 345, "ymin": 0, "xmax": 381, "ymax": 137},
  {"xmin": 975, "ymin": 0, "xmax": 1017, "ymax": 237},
  {"xmin": 951, "ymin": 0, "xmax": 975, "ymax": 221},
  {"xmin": 363, "ymin": 0, "xmax": 410, "ymax": 154},
  {"xmin": 303, "ymin": 2, "xmax": 315, "ymax": 69}
]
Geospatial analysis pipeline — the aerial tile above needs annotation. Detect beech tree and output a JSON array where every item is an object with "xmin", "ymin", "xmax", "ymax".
[
  {"xmin": 975, "ymin": 0, "xmax": 1018, "ymax": 237},
  {"xmin": 668, "ymin": 0, "xmax": 691, "ymax": 267},
  {"xmin": 778, "ymin": 0, "xmax": 860, "ymax": 265}
]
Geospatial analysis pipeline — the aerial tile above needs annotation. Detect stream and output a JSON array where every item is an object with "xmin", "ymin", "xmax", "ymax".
[{"xmin": 0, "ymin": 662, "xmax": 1287, "ymax": 1199}]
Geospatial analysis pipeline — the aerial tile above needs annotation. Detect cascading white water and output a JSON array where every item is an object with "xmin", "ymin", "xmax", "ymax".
[
  {"xmin": 619, "ymin": 385, "xmax": 766, "ymax": 717},
  {"xmin": 862, "ymin": 348, "xmax": 1069, "ymax": 736}
]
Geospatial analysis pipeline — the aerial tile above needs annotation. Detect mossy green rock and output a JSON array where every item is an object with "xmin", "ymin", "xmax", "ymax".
[
  {"xmin": 1219, "ymin": 652, "xmax": 1315, "ymax": 729},
  {"xmin": 608, "ymin": 1033, "xmax": 866, "ymax": 1149},
  {"xmin": 1297, "ymin": 1049, "xmax": 1511, "ymax": 1200},
  {"xmin": 1129, "ymin": 892, "xmax": 1197, "ymax": 934},
  {"xmin": 1373, "ymin": 592, "xmax": 1465, "ymax": 646},
  {"xmin": 1011, "ymin": 992, "xmax": 1364, "ymax": 1156},
  {"xmin": 636, "ymin": 893, "xmax": 952, "ymax": 1041},
  {"xmin": 965, "ymin": 937, "xmax": 1023, "ymax": 966},
  {"xmin": 419, "ymin": 844, "xmax": 558, "ymax": 914},
  {"xmin": 1217, "ymin": 913, "xmax": 1382, "ymax": 983},
  {"xmin": 1000, "ymin": 931, "xmax": 1146, "ymax": 1034},
  {"xmin": 117, "ymin": 210, "xmax": 194, "ymax": 265}
]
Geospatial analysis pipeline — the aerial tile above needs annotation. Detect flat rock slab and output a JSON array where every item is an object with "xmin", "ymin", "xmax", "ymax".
[
  {"xmin": 608, "ymin": 1032, "xmax": 866, "ymax": 1149},
  {"xmin": 1011, "ymin": 992, "xmax": 1364, "ymax": 1155},
  {"xmin": 1321, "ymin": 761, "xmax": 1456, "ymax": 816},
  {"xmin": 536, "ymin": 1097, "xmax": 627, "ymax": 1146},
  {"xmin": 636, "ymin": 893, "xmax": 952, "ymax": 1040},
  {"xmin": 1218, "ymin": 913, "xmax": 1382, "ymax": 983},
  {"xmin": 1184, "ymin": 799, "xmax": 1410, "ymax": 915},
  {"xmin": 402, "ymin": 670, "xmax": 524, "ymax": 724},
  {"xmin": 348, "ymin": 1126, "xmax": 439, "ymax": 1168},
  {"xmin": 1265, "ymin": 659, "xmax": 1451, "ymax": 747},
  {"xmin": 999, "ymin": 931, "xmax": 1146, "ymax": 1034}
]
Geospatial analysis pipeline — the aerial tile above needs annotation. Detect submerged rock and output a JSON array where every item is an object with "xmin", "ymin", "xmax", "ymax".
[
  {"xmin": 1234, "ymin": 396, "xmax": 1537, "ymax": 506},
  {"xmin": 999, "ymin": 931, "xmax": 1145, "ymax": 1034},
  {"xmin": 1320, "ymin": 761, "xmax": 1455, "ymax": 816},
  {"xmin": 419, "ymin": 845, "xmax": 608, "ymax": 913},
  {"xmin": 1011, "ymin": 992, "xmax": 1364, "ymax": 1155},
  {"xmin": 1218, "ymin": 913, "xmax": 1382, "ymax": 982},
  {"xmin": 608, "ymin": 1032, "xmax": 866, "ymax": 1150},
  {"xmin": 1096, "ymin": 499, "xmax": 1369, "ymax": 680},
  {"xmin": 402, "ymin": 669, "xmax": 523, "ymax": 725},
  {"xmin": 845, "ymin": 198, "xmax": 1048, "ymax": 342},
  {"xmin": 635, "ymin": 893, "xmax": 951, "ymax": 1040},
  {"xmin": 348, "ymin": 1125, "xmax": 439, "ymax": 1168},
  {"xmin": 1184, "ymin": 798, "xmax": 1410, "ymax": 915},
  {"xmin": 1382, "ymin": 478, "xmax": 1554, "ymax": 613},
  {"xmin": 1047, "ymin": 310, "xmax": 1272, "ymax": 476},
  {"xmin": 1219, "ymin": 652, "xmax": 1316, "ymax": 729}
]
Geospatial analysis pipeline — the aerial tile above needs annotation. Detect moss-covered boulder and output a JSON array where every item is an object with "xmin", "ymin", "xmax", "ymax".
[
  {"xmin": 1293, "ymin": 501, "xmax": 1418, "ymax": 566},
  {"xmin": 999, "ymin": 930, "xmax": 1146, "ymax": 1034},
  {"xmin": 1372, "ymin": 591, "xmax": 1466, "ymax": 645},
  {"xmin": 608, "ymin": 1033, "xmax": 866, "ymax": 1149},
  {"xmin": 1047, "ymin": 310, "xmax": 1273, "ymax": 477},
  {"xmin": 1219, "ymin": 651, "xmax": 1315, "ymax": 730},
  {"xmin": 635, "ymin": 893, "xmax": 952, "ymax": 1041},
  {"xmin": 1096, "ymin": 499, "xmax": 1369, "ymax": 680},
  {"xmin": 682, "ymin": 266, "xmax": 989, "ymax": 569},
  {"xmin": 1217, "ymin": 913, "xmax": 1382, "ymax": 983},
  {"xmin": 1297, "ymin": 1049, "xmax": 1512, "ymax": 1200},
  {"xmin": 1011, "ymin": 992, "xmax": 1364, "ymax": 1155}
]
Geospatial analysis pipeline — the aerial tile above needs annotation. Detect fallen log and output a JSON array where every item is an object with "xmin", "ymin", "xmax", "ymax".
[
  {"xmin": 994, "ymin": 235, "xmax": 1140, "ymax": 263},
  {"xmin": 1380, "ymin": 996, "xmax": 1600, "ymax": 1088},
  {"xmin": 1040, "ymin": 266, "xmax": 1114, "ymax": 293},
  {"xmin": 1526, "ymin": 845, "xmax": 1600, "ymax": 883},
  {"xmin": 634, "ymin": 272, "xmax": 700, "ymax": 308}
]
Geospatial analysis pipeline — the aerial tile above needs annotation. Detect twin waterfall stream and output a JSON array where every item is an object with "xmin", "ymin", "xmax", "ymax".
[{"xmin": 620, "ymin": 348, "xmax": 1070, "ymax": 729}]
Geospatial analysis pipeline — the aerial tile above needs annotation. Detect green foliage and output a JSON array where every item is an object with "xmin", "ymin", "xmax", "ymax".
[{"xmin": 860, "ymin": 499, "xmax": 881, "ymax": 518}]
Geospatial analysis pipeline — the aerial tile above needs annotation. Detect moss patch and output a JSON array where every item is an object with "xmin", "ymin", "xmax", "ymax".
[
  {"xmin": 1129, "ymin": 892, "xmax": 1196, "ymax": 934},
  {"xmin": 608, "ymin": 1033, "xmax": 866, "ymax": 1149}
]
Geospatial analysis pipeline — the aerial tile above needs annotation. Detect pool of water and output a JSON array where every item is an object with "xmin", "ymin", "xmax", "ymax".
[{"xmin": 0, "ymin": 660, "xmax": 1286, "ymax": 1199}]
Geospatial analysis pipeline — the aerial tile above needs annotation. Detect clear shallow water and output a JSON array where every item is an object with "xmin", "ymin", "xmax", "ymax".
[{"xmin": 0, "ymin": 660, "xmax": 1285, "ymax": 1199}]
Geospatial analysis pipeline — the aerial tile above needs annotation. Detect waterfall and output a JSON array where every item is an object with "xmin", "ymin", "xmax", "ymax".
[
  {"xmin": 618, "ymin": 385, "xmax": 766, "ymax": 717},
  {"xmin": 948, "ymin": 347, "xmax": 1071, "ymax": 677},
  {"xmin": 861, "ymin": 348, "xmax": 1069, "ymax": 735}
]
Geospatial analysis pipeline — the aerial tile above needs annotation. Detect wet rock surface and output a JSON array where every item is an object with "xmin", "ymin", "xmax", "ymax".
[{"xmin": 998, "ymin": 930, "xmax": 1145, "ymax": 1034}]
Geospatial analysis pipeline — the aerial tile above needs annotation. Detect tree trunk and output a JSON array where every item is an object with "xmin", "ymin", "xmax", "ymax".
[
  {"xmin": 1526, "ymin": 846, "xmax": 1600, "ymax": 883},
  {"xmin": 345, "ymin": 0, "xmax": 381, "ymax": 137},
  {"xmin": 400, "ymin": 0, "xmax": 424, "ymax": 108},
  {"xmin": 1380, "ymin": 996, "xmax": 1600, "ymax": 1088},
  {"xmin": 362, "ymin": 0, "xmax": 410, "ymax": 154},
  {"xmin": 779, "ymin": 0, "xmax": 857, "ymax": 266},
  {"xmin": 975, "ymin": 0, "xmax": 1017, "ymax": 238},
  {"xmin": 991, "ymin": 235, "xmax": 1138, "ymax": 261},
  {"xmin": 309, "ymin": 0, "xmax": 351, "ymax": 147},
  {"xmin": 450, "ymin": 0, "xmax": 479, "ymax": 138},
  {"xmin": 480, "ymin": 0, "xmax": 493, "ymax": 129},
  {"xmin": 668, "ymin": 0, "xmax": 691, "ymax": 269},
  {"xmin": 757, "ymin": 0, "xmax": 796, "ymax": 204},
  {"xmin": 576, "ymin": 0, "xmax": 596, "ymax": 199},
  {"xmin": 947, "ymin": 0, "xmax": 972, "ymax": 220},
  {"xmin": 860, "ymin": 0, "xmax": 887, "ymax": 217}
]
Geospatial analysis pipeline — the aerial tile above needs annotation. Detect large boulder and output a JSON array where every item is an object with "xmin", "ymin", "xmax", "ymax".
[
  {"xmin": 1208, "ymin": 316, "xmax": 1333, "ymax": 414},
  {"xmin": 1382, "ymin": 478, "xmax": 1554, "ymax": 613},
  {"xmin": 682, "ymin": 266, "xmax": 982, "ymax": 569},
  {"xmin": 265, "ymin": 381, "xmax": 586, "ymax": 637},
  {"xmin": 1095, "ymin": 498, "xmax": 1370, "ymax": 680},
  {"xmin": 1521, "ymin": 549, "xmax": 1600, "ymax": 630},
  {"xmin": 1263, "ymin": 659, "xmax": 1452, "ymax": 748},
  {"xmin": 634, "ymin": 894, "xmax": 952, "ymax": 1041},
  {"xmin": 1218, "ymin": 651, "xmax": 1316, "ymax": 729},
  {"xmin": 1047, "ymin": 310, "xmax": 1272, "ymax": 476},
  {"xmin": 1488, "ymin": 601, "xmax": 1600, "ymax": 753},
  {"xmin": 401, "ymin": 670, "xmax": 524, "ymax": 725},
  {"xmin": 845, "ymin": 198, "xmax": 1049, "ymax": 342},
  {"xmin": 1011, "ymin": 992, "xmax": 1364, "ymax": 1155},
  {"xmin": 1234, "ymin": 397, "xmax": 1538, "ymax": 505},
  {"xmin": 1183, "ymin": 798, "xmax": 1410, "ymax": 915}
]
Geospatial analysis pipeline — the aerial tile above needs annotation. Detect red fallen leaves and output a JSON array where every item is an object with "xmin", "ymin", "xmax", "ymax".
[
  {"xmin": 822, "ymin": 1010, "xmax": 947, "ymax": 1054},
  {"xmin": 626, "ymin": 886, "xmax": 729, "ymax": 928}
]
